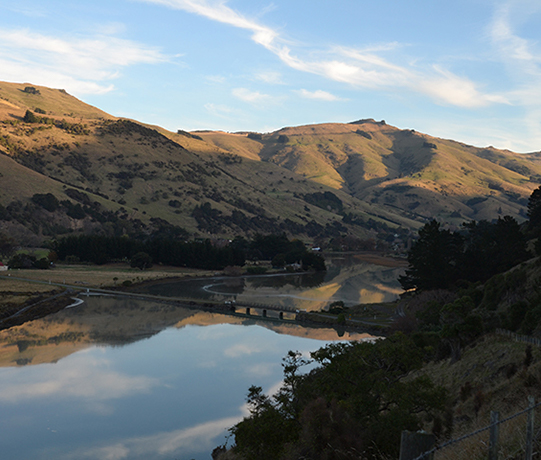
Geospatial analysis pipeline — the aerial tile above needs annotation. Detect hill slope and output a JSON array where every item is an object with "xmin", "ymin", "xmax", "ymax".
[{"xmin": 0, "ymin": 81, "xmax": 539, "ymax": 247}]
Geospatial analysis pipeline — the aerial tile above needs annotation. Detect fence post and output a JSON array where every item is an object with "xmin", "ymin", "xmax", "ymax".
[
  {"xmin": 399, "ymin": 431, "xmax": 435, "ymax": 460},
  {"xmin": 525, "ymin": 396, "xmax": 535, "ymax": 460},
  {"xmin": 489, "ymin": 411, "xmax": 500, "ymax": 460}
]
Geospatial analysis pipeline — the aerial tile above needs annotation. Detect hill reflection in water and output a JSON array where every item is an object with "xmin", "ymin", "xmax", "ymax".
[
  {"xmin": 0, "ymin": 295, "xmax": 374, "ymax": 369},
  {"xmin": 138, "ymin": 254, "xmax": 405, "ymax": 311},
  {"xmin": 0, "ymin": 294, "xmax": 377, "ymax": 460}
]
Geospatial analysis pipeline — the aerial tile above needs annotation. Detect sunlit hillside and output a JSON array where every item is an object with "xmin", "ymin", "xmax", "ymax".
[{"xmin": 1, "ymin": 81, "xmax": 540, "ymax": 247}]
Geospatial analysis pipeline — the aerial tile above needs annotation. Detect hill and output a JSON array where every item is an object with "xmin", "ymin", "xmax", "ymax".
[{"xmin": 1, "ymin": 81, "xmax": 540, "ymax": 248}]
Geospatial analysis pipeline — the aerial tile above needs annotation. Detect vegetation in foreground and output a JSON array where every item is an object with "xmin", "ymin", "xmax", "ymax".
[{"xmin": 215, "ymin": 187, "xmax": 541, "ymax": 459}]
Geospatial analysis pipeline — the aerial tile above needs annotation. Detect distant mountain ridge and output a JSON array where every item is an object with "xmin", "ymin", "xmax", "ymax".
[{"xmin": 0, "ymin": 81, "xmax": 539, "ymax": 247}]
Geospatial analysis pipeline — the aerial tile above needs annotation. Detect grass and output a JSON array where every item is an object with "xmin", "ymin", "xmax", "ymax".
[
  {"xmin": 0, "ymin": 263, "xmax": 212, "ymax": 315},
  {"xmin": 0, "ymin": 263, "xmax": 210, "ymax": 289},
  {"xmin": 412, "ymin": 333, "xmax": 541, "ymax": 459}
]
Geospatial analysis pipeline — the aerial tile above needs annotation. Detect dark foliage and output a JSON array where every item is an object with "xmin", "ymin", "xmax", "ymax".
[
  {"xmin": 8, "ymin": 253, "xmax": 49, "ymax": 269},
  {"xmin": 55, "ymin": 234, "xmax": 245, "ymax": 269},
  {"xmin": 130, "ymin": 252, "xmax": 153, "ymax": 270},
  {"xmin": 304, "ymin": 191, "xmax": 343, "ymax": 213},
  {"xmin": 250, "ymin": 233, "xmax": 326, "ymax": 271},
  {"xmin": 31, "ymin": 193, "xmax": 59, "ymax": 212},
  {"xmin": 400, "ymin": 217, "xmax": 529, "ymax": 291},
  {"xmin": 227, "ymin": 334, "xmax": 447, "ymax": 460},
  {"xmin": 0, "ymin": 232, "xmax": 16, "ymax": 258}
]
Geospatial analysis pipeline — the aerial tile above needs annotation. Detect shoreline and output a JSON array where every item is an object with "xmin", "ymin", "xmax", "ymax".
[{"xmin": 0, "ymin": 251, "xmax": 405, "ymax": 329}]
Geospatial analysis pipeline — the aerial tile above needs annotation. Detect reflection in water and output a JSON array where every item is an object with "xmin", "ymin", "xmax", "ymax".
[
  {"xmin": 139, "ymin": 255, "xmax": 405, "ymax": 311},
  {"xmin": 0, "ymin": 294, "xmax": 375, "ymax": 460}
]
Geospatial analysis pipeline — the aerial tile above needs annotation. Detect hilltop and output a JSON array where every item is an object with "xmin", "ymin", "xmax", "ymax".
[{"xmin": 0, "ymin": 81, "xmax": 540, "ymax": 248}]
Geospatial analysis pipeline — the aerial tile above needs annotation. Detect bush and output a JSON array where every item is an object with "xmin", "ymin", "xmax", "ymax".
[
  {"xmin": 8, "ymin": 253, "xmax": 36, "ymax": 269},
  {"xmin": 32, "ymin": 193, "xmax": 59, "ymax": 212},
  {"xmin": 130, "ymin": 252, "xmax": 153, "ymax": 270}
]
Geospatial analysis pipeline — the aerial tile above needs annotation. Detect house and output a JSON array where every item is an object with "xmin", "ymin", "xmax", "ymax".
[{"xmin": 0, "ymin": 262, "xmax": 7, "ymax": 271}]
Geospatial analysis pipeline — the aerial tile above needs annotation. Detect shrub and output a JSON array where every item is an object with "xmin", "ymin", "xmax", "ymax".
[
  {"xmin": 130, "ymin": 252, "xmax": 153, "ymax": 270},
  {"xmin": 32, "ymin": 193, "xmax": 60, "ymax": 212}
]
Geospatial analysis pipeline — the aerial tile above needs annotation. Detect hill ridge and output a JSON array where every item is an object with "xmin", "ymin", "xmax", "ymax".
[{"xmin": 0, "ymin": 80, "xmax": 539, "ymax": 249}]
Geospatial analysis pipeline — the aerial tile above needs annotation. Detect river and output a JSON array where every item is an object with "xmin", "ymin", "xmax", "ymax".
[{"xmin": 0, "ymin": 256, "xmax": 404, "ymax": 459}]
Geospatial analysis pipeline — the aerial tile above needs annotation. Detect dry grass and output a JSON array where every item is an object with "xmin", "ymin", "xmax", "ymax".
[
  {"xmin": 0, "ymin": 263, "xmax": 210, "ymax": 291},
  {"xmin": 414, "ymin": 333, "xmax": 541, "ymax": 459}
]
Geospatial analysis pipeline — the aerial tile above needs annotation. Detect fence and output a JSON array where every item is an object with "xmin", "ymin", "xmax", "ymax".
[
  {"xmin": 496, "ymin": 329, "xmax": 541, "ymax": 347},
  {"xmin": 400, "ymin": 397, "xmax": 540, "ymax": 460}
]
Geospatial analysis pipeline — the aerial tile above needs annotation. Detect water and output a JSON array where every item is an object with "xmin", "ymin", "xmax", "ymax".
[
  {"xmin": 137, "ymin": 254, "xmax": 405, "ymax": 310},
  {"xmin": 0, "ymin": 257, "xmax": 403, "ymax": 459}
]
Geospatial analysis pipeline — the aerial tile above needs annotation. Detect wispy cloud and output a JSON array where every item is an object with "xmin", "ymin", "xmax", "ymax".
[
  {"xmin": 61, "ymin": 409, "xmax": 249, "ymax": 459},
  {"xmin": 232, "ymin": 87, "xmax": 274, "ymax": 104},
  {"xmin": 204, "ymin": 102, "xmax": 233, "ymax": 118},
  {"xmin": 255, "ymin": 70, "xmax": 283, "ymax": 84},
  {"xmin": 0, "ymin": 28, "xmax": 166, "ymax": 94},
  {"xmin": 0, "ymin": 354, "xmax": 158, "ymax": 404},
  {"xmin": 143, "ymin": 0, "xmax": 505, "ymax": 109},
  {"xmin": 295, "ymin": 89, "xmax": 342, "ymax": 101},
  {"xmin": 486, "ymin": 1, "xmax": 541, "ymax": 149},
  {"xmin": 223, "ymin": 342, "xmax": 264, "ymax": 358}
]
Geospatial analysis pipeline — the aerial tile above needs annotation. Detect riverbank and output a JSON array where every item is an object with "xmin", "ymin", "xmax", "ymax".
[
  {"xmin": 0, "ymin": 263, "xmax": 213, "ymax": 328},
  {"xmin": 0, "ymin": 251, "xmax": 405, "ymax": 330}
]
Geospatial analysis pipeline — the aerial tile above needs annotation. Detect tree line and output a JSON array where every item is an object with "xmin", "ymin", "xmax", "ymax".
[
  {"xmin": 400, "ymin": 185, "xmax": 541, "ymax": 292},
  {"xmin": 53, "ymin": 233, "xmax": 326, "ymax": 271}
]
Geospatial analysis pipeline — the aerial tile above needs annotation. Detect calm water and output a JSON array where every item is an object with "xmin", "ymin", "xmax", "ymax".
[
  {"xmin": 0, "ymin": 257, "xmax": 403, "ymax": 460},
  {"xmin": 137, "ymin": 254, "xmax": 405, "ymax": 310}
]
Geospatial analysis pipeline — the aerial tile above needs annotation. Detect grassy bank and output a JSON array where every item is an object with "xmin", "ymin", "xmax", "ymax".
[{"xmin": 0, "ymin": 263, "xmax": 212, "ymax": 327}]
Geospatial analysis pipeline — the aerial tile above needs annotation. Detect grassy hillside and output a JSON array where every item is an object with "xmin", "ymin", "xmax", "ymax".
[
  {"xmin": 200, "ymin": 120, "xmax": 540, "ymax": 226},
  {"xmin": 1, "ymin": 81, "xmax": 539, "ymax": 248}
]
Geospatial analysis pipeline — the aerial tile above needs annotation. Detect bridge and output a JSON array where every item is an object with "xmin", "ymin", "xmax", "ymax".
[
  {"xmin": 222, "ymin": 300, "xmax": 299, "ymax": 320},
  {"xmin": 78, "ymin": 288, "xmax": 303, "ymax": 322}
]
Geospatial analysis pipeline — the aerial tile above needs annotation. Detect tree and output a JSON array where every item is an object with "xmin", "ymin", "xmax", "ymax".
[
  {"xmin": 301, "ymin": 251, "xmax": 326, "ymax": 271},
  {"xmin": 8, "ymin": 253, "xmax": 36, "ymax": 269},
  {"xmin": 227, "ymin": 334, "xmax": 447, "ymax": 459},
  {"xmin": 23, "ymin": 109, "xmax": 39, "ymax": 123},
  {"xmin": 130, "ymin": 252, "xmax": 153, "ymax": 270},
  {"xmin": 0, "ymin": 232, "xmax": 16, "ymax": 259},
  {"xmin": 528, "ymin": 185, "xmax": 541, "ymax": 231},
  {"xmin": 461, "ymin": 217, "xmax": 529, "ymax": 282},
  {"xmin": 31, "ymin": 193, "xmax": 59, "ymax": 212},
  {"xmin": 399, "ymin": 220, "xmax": 463, "ymax": 290}
]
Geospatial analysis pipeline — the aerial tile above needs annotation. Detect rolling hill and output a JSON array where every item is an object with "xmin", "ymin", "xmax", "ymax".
[{"xmin": 0, "ymin": 81, "xmax": 540, "ymax": 248}]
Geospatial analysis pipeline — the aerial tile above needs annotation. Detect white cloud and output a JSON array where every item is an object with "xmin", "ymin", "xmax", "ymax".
[
  {"xmin": 223, "ymin": 342, "xmax": 263, "ymax": 357},
  {"xmin": 255, "ymin": 71, "xmax": 283, "ymax": 84},
  {"xmin": 61, "ymin": 410, "xmax": 249, "ymax": 460},
  {"xmin": 206, "ymin": 74, "xmax": 226, "ymax": 84},
  {"xmin": 485, "ymin": 1, "xmax": 541, "ymax": 149},
  {"xmin": 204, "ymin": 102, "xmax": 234, "ymax": 118},
  {"xmin": 143, "ymin": 0, "xmax": 505, "ymax": 109},
  {"xmin": 420, "ymin": 67, "xmax": 510, "ymax": 108},
  {"xmin": 232, "ymin": 87, "xmax": 273, "ymax": 104},
  {"xmin": 296, "ymin": 89, "xmax": 342, "ymax": 101},
  {"xmin": 0, "ymin": 354, "xmax": 159, "ymax": 403},
  {"xmin": 0, "ymin": 28, "xmax": 166, "ymax": 94}
]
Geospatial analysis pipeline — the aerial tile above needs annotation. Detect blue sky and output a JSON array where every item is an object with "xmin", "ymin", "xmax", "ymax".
[{"xmin": 1, "ymin": 0, "xmax": 541, "ymax": 152}]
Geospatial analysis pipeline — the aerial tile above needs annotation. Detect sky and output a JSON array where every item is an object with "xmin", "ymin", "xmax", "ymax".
[{"xmin": 1, "ymin": 0, "xmax": 541, "ymax": 152}]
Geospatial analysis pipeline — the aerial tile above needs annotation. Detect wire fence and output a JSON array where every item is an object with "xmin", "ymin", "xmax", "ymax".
[
  {"xmin": 496, "ymin": 329, "xmax": 541, "ymax": 347},
  {"xmin": 403, "ymin": 397, "xmax": 540, "ymax": 460}
]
